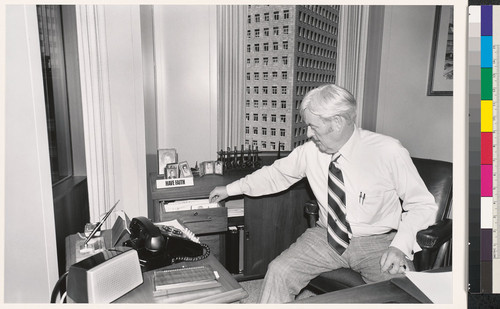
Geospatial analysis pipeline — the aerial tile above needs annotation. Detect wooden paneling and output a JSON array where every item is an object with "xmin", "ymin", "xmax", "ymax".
[{"xmin": 243, "ymin": 179, "xmax": 313, "ymax": 277}]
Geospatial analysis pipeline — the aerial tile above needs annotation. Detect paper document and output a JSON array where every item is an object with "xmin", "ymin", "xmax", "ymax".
[
  {"xmin": 405, "ymin": 271, "xmax": 452, "ymax": 304},
  {"xmin": 163, "ymin": 199, "xmax": 219, "ymax": 212},
  {"xmin": 154, "ymin": 219, "xmax": 200, "ymax": 243}
]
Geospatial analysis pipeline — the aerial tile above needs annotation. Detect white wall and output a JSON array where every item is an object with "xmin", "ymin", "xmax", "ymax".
[
  {"xmin": 104, "ymin": 6, "xmax": 148, "ymax": 220},
  {"xmin": 154, "ymin": 5, "xmax": 218, "ymax": 167},
  {"xmin": 4, "ymin": 5, "xmax": 59, "ymax": 302},
  {"xmin": 376, "ymin": 6, "xmax": 453, "ymax": 162}
]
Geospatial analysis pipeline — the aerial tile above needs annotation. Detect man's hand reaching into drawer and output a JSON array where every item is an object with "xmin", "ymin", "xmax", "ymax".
[{"xmin": 209, "ymin": 186, "xmax": 229, "ymax": 203}]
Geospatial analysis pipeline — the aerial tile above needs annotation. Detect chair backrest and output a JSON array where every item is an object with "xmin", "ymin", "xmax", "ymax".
[{"xmin": 411, "ymin": 157, "xmax": 453, "ymax": 222}]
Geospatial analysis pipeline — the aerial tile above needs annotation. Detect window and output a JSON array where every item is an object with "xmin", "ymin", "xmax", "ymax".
[
  {"xmin": 281, "ymin": 100, "xmax": 287, "ymax": 108},
  {"xmin": 282, "ymin": 71, "xmax": 288, "ymax": 79},
  {"xmin": 253, "ymin": 113, "xmax": 258, "ymax": 121},
  {"xmin": 283, "ymin": 41, "xmax": 288, "ymax": 49},
  {"xmin": 272, "ymin": 100, "xmax": 277, "ymax": 108},
  {"xmin": 264, "ymin": 28, "xmax": 269, "ymax": 36},
  {"xmin": 253, "ymin": 140, "xmax": 258, "ymax": 148},
  {"xmin": 37, "ymin": 5, "xmax": 78, "ymax": 184},
  {"xmin": 263, "ymin": 72, "xmax": 269, "ymax": 80},
  {"xmin": 261, "ymin": 141, "xmax": 267, "ymax": 149},
  {"xmin": 253, "ymin": 100, "xmax": 259, "ymax": 108},
  {"xmin": 246, "ymin": 100, "xmax": 250, "ymax": 107},
  {"xmin": 263, "ymin": 43, "xmax": 269, "ymax": 51},
  {"xmin": 253, "ymin": 127, "xmax": 258, "ymax": 134},
  {"xmin": 280, "ymin": 115, "xmax": 286, "ymax": 123},
  {"xmin": 281, "ymin": 86, "xmax": 287, "ymax": 94},
  {"xmin": 246, "ymin": 72, "xmax": 250, "ymax": 80},
  {"xmin": 245, "ymin": 113, "xmax": 250, "ymax": 121},
  {"xmin": 274, "ymin": 11, "xmax": 279, "ymax": 20},
  {"xmin": 254, "ymin": 86, "xmax": 259, "ymax": 94},
  {"xmin": 254, "ymin": 58, "xmax": 259, "ymax": 64},
  {"xmin": 264, "ymin": 12, "xmax": 269, "ymax": 21},
  {"xmin": 271, "ymin": 142, "xmax": 276, "ymax": 149},
  {"xmin": 263, "ymin": 86, "xmax": 268, "ymax": 94},
  {"xmin": 273, "ymin": 27, "xmax": 279, "ymax": 35},
  {"xmin": 255, "ymin": 14, "xmax": 260, "ymax": 22},
  {"xmin": 254, "ymin": 72, "xmax": 259, "ymax": 80},
  {"xmin": 262, "ymin": 127, "xmax": 267, "ymax": 135},
  {"xmin": 246, "ymin": 87, "xmax": 250, "ymax": 94},
  {"xmin": 247, "ymin": 30, "xmax": 251, "ymax": 38},
  {"xmin": 273, "ymin": 42, "xmax": 278, "ymax": 51},
  {"xmin": 271, "ymin": 128, "xmax": 276, "ymax": 136},
  {"xmin": 245, "ymin": 126, "xmax": 250, "ymax": 134},
  {"xmin": 280, "ymin": 129, "xmax": 286, "ymax": 136},
  {"xmin": 248, "ymin": 15, "xmax": 251, "ymax": 23},
  {"xmin": 255, "ymin": 29, "xmax": 260, "ymax": 37},
  {"xmin": 272, "ymin": 71, "xmax": 278, "ymax": 78},
  {"xmin": 272, "ymin": 57, "xmax": 278, "ymax": 64},
  {"xmin": 284, "ymin": 10, "xmax": 290, "ymax": 19},
  {"xmin": 254, "ymin": 43, "xmax": 260, "ymax": 52},
  {"xmin": 263, "ymin": 57, "xmax": 269, "ymax": 65},
  {"xmin": 262, "ymin": 113, "xmax": 268, "ymax": 121},
  {"xmin": 282, "ymin": 56, "xmax": 288, "ymax": 65},
  {"xmin": 283, "ymin": 26, "xmax": 289, "ymax": 34},
  {"xmin": 247, "ymin": 44, "xmax": 251, "ymax": 52},
  {"xmin": 262, "ymin": 100, "xmax": 268, "ymax": 107},
  {"xmin": 272, "ymin": 86, "xmax": 277, "ymax": 94},
  {"xmin": 271, "ymin": 114, "xmax": 277, "ymax": 122}
]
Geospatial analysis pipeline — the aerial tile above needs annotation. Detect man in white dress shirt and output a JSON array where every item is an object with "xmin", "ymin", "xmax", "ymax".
[{"xmin": 209, "ymin": 84, "xmax": 438, "ymax": 303}]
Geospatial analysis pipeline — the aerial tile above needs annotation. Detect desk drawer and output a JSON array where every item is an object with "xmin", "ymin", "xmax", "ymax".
[{"xmin": 159, "ymin": 207, "xmax": 228, "ymax": 235}]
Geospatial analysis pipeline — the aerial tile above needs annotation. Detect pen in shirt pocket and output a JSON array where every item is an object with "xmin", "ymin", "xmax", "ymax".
[{"xmin": 359, "ymin": 192, "xmax": 366, "ymax": 204}]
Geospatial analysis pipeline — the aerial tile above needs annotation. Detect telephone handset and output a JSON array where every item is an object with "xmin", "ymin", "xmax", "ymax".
[{"xmin": 123, "ymin": 216, "xmax": 210, "ymax": 271}]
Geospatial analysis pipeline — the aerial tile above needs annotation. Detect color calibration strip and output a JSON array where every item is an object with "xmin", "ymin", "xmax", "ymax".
[
  {"xmin": 470, "ymin": 5, "xmax": 500, "ymax": 294},
  {"xmin": 469, "ymin": 5, "xmax": 482, "ymax": 294},
  {"xmin": 480, "ymin": 5, "xmax": 493, "ymax": 294},
  {"xmin": 492, "ymin": 7, "xmax": 500, "ymax": 293}
]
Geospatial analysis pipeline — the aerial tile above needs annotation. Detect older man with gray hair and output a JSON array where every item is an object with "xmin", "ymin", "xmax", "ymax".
[{"xmin": 209, "ymin": 84, "xmax": 437, "ymax": 303}]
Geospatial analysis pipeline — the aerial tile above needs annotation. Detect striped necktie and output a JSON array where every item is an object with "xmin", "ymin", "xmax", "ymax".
[{"xmin": 327, "ymin": 154, "xmax": 352, "ymax": 255}]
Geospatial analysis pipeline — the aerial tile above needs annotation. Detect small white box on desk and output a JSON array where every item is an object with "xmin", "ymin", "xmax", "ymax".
[{"xmin": 67, "ymin": 247, "xmax": 143, "ymax": 303}]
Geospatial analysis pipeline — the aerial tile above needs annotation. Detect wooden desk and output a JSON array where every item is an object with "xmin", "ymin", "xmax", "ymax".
[
  {"xmin": 65, "ymin": 231, "xmax": 248, "ymax": 303},
  {"xmin": 293, "ymin": 276, "xmax": 432, "ymax": 304}
]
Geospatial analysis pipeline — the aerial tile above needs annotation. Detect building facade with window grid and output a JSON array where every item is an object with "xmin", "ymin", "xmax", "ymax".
[{"xmin": 245, "ymin": 5, "xmax": 340, "ymax": 151}]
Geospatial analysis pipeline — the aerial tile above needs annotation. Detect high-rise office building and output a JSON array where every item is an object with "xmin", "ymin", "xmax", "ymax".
[{"xmin": 244, "ymin": 5, "xmax": 340, "ymax": 151}]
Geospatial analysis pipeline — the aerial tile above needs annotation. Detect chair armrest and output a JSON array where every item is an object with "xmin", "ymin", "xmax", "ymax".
[
  {"xmin": 304, "ymin": 200, "xmax": 319, "ymax": 228},
  {"xmin": 416, "ymin": 218, "xmax": 452, "ymax": 250}
]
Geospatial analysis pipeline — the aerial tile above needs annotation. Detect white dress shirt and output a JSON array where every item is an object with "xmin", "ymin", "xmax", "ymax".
[{"xmin": 226, "ymin": 127, "xmax": 438, "ymax": 259}]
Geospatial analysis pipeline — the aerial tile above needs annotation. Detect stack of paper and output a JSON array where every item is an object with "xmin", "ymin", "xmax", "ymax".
[
  {"xmin": 163, "ymin": 199, "xmax": 219, "ymax": 212},
  {"xmin": 225, "ymin": 199, "xmax": 244, "ymax": 217},
  {"xmin": 405, "ymin": 271, "xmax": 452, "ymax": 304}
]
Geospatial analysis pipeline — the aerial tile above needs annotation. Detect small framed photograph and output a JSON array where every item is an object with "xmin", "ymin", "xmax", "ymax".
[
  {"xmin": 165, "ymin": 163, "xmax": 179, "ymax": 179},
  {"xmin": 179, "ymin": 161, "xmax": 192, "ymax": 178},
  {"xmin": 158, "ymin": 149, "xmax": 177, "ymax": 174},
  {"xmin": 214, "ymin": 161, "xmax": 223, "ymax": 175},
  {"xmin": 199, "ymin": 161, "xmax": 214, "ymax": 177}
]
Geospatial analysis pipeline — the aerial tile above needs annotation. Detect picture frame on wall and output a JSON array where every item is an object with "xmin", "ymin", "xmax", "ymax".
[{"xmin": 427, "ymin": 5, "xmax": 453, "ymax": 96}]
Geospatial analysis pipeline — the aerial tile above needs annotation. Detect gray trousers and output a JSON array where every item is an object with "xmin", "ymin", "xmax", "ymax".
[{"xmin": 258, "ymin": 226, "xmax": 414, "ymax": 303}]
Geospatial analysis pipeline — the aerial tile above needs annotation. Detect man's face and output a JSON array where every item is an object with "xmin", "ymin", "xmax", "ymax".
[{"xmin": 303, "ymin": 109, "xmax": 342, "ymax": 154}]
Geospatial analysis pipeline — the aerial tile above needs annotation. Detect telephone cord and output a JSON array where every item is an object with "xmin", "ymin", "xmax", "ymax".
[{"xmin": 172, "ymin": 243, "xmax": 210, "ymax": 263}]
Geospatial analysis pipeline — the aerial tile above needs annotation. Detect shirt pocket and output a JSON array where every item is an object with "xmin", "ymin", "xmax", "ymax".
[{"xmin": 350, "ymin": 188, "xmax": 389, "ymax": 224}]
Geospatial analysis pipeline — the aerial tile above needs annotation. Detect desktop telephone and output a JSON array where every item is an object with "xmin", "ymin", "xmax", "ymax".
[{"xmin": 123, "ymin": 216, "xmax": 210, "ymax": 271}]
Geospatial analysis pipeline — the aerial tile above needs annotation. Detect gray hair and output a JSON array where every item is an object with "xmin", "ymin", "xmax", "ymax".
[{"xmin": 299, "ymin": 84, "xmax": 357, "ymax": 123}]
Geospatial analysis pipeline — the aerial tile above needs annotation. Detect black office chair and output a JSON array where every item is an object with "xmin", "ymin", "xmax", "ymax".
[{"xmin": 304, "ymin": 157, "xmax": 452, "ymax": 294}]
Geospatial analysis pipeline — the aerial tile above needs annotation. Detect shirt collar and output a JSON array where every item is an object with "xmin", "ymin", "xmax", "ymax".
[{"xmin": 336, "ymin": 125, "xmax": 359, "ymax": 163}]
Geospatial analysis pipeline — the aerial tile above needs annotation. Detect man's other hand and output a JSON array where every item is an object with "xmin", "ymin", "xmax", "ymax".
[
  {"xmin": 380, "ymin": 246, "xmax": 408, "ymax": 275},
  {"xmin": 209, "ymin": 186, "xmax": 229, "ymax": 203}
]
